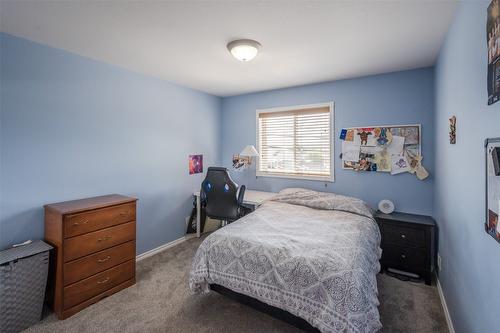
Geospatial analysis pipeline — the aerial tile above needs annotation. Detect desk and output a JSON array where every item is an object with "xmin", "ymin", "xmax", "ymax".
[{"xmin": 192, "ymin": 189, "xmax": 276, "ymax": 237}]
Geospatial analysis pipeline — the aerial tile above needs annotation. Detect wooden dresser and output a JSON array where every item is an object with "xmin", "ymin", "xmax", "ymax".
[
  {"xmin": 44, "ymin": 194, "xmax": 137, "ymax": 319},
  {"xmin": 375, "ymin": 211, "xmax": 436, "ymax": 285}
]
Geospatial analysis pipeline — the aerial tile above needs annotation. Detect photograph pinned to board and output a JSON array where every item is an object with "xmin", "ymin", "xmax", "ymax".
[
  {"xmin": 390, "ymin": 154, "xmax": 411, "ymax": 175},
  {"xmin": 189, "ymin": 154, "xmax": 203, "ymax": 174},
  {"xmin": 485, "ymin": 138, "xmax": 500, "ymax": 243},
  {"xmin": 341, "ymin": 141, "xmax": 361, "ymax": 162},
  {"xmin": 408, "ymin": 154, "xmax": 429, "ymax": 180},
  {"xmin": 488, "ymin": 0, "xmax": 500, "ymax": 105},
  {"xmin": 340, "ymin": 124, "xmax": 428, "ymax": 180}
]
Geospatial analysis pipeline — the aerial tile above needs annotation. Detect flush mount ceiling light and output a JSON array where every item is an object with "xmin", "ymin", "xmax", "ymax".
[{"xmin": 227, "ymin": 39, "xmax": 261, "ymax": 62}]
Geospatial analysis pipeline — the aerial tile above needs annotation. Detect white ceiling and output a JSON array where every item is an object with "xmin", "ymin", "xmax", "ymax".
[{"xmin": 0, "ymin": 0, "xmax": 457, "ymax": 97}]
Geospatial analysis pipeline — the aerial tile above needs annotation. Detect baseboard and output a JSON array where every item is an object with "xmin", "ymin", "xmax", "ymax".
[
  {"xmin": 136, "ymin": 236, "xmax": 188, "ymax": 261},
  {"xmin": 437, "ymin": 277, "xmax": 455, "ymax": 333}
]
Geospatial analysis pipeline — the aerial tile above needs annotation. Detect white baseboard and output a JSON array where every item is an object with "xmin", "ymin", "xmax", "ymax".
[
  {"xmin": 136, "ymin": 236, "xmax": 188, "ymax": 261},
  {"xmin": 437, "ymin": 277, "xmax": 455, "ymax": 333}
]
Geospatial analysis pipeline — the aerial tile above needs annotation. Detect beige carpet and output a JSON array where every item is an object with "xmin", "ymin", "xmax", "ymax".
[{"xmin": 24, "ymin": 236, "xmax": 448, "ymax": 333}]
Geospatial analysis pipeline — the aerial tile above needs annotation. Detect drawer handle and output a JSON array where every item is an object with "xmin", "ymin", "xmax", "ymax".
[
  {"xmin": 73, "ymin": 219, "xmax": 89, "ymax": 226},
  {"xmin": 401, "ymin": 254, "xmax": 406, "ymax": 259},
  {"xmin": 97, "ymin": 236, "xmax": 112, "ymax": 242},
  {"xmin": 401, "ymin": 234, "xmax": 406, "ymax": 239},
  {"xmin": 97, "ymin": 277, "xmax": 110, "ymax": 284},
  {"xmin": 97, "ymin": 256, "xmax": 111, "ymax": 263}
]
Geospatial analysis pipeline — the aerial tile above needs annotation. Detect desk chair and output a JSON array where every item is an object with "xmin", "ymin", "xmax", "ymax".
[{"xmin": 201, "ymin": 167, "xmax": 246, "ymax": 226}]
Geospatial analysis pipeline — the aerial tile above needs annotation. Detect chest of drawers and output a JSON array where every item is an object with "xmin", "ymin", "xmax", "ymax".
[
  {"xmin": 44, "ymin": 194, "xmax": 137, "ymax": 319},
  {"xmin": 375, "ymin": 211, "xmax": 436, "ymax": 285}
]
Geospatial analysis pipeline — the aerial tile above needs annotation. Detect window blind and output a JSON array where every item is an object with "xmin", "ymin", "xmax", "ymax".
[{"xmin": 257, "ymin": 106, "xmax": 332, "ymax": 180}]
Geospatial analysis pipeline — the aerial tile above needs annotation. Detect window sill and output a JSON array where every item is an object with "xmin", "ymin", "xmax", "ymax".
[{"xmin": 256, "ymin": 171, "xmax": 335, "ymax": 182}]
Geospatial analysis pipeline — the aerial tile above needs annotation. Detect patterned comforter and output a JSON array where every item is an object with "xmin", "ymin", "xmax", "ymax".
[{"xmin": 189, "ymin": 188, "xmax": 382, "ymax": 333}]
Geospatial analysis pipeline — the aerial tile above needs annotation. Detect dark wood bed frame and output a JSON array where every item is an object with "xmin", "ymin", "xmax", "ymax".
[{"xmin": 210, "ymin": 284, "xmax": 320, "ymax": 332}]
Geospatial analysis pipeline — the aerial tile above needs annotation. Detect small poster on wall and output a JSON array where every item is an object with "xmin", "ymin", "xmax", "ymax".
[
  {"xmin": 487, "ymin": 0, "xmax": 500, "ymax": 105},
  {"xmin": 485, "ymin": 138, "xmax": 500, "ymax": 243},
  {"xmin": 189, "ymin": 154, "xmax": 203, "ymax": 174}
]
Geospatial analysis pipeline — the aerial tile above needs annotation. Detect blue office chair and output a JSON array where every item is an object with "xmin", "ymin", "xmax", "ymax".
[{"xmin": 200, "ymin": 167, "xmax": 246, "ymax": 225}]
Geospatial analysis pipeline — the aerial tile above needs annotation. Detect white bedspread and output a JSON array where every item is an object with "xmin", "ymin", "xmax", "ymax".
[{"xmin": 189, "ymin": 189, "xmax": 382, "ymax": 333}]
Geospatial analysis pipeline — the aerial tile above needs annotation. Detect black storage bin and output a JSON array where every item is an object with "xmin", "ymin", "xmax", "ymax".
[{"xmin": 0, "ymin": 240, "xmax": 52, "ymax": 333}]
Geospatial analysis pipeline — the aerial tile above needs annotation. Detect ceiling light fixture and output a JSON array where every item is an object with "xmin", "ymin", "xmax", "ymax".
[{"xmin": 227, "ymin": 39, "xmax": 261, "ymax": 62}]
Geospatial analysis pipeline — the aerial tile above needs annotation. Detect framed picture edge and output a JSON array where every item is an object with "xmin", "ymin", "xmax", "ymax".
[{"xmin": 485, "ymin": 137, "xmax": 500, "ymax": 243}]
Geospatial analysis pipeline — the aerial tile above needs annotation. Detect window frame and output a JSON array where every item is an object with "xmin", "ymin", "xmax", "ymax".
[{"xmin": 255, "ymin": 102, "xmax": 335, "ymax": 182}]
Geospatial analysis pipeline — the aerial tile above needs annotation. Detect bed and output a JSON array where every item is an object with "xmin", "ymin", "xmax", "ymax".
[{"xmin": 189, "ymin": 188, "xmax": 382, "ymax": 333}]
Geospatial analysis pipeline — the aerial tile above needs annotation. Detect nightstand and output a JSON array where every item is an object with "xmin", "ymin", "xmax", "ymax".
[{"xmin": 375, "ymin": 211, "xmax": 436, "ymax": 285}]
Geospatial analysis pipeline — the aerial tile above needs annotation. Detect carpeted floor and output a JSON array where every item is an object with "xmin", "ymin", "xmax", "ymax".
[{"xmin": 24, "ymin": 236, "xmax": 448, "ymax": 333}]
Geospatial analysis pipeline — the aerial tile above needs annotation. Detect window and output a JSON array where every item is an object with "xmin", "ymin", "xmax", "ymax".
[{"xmin": 256, "ymin": 102, "xmax": 334, "ymax": 181}]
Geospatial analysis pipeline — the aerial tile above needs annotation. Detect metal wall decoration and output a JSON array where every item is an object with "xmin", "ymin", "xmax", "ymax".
[{"xmin": 449, "ymin": 116, "xmax": 456, "ymax": 144}]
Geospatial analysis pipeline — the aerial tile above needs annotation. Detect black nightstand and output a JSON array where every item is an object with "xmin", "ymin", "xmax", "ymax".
[{"xmin": 375, "ymin": 211, "xmax": 436, "ymax": 285}]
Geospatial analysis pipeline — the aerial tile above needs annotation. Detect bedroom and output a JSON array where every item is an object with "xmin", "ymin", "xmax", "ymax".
[{"xmin": 0, "ymin": 1, "xmax": 497, "ymax": 333}]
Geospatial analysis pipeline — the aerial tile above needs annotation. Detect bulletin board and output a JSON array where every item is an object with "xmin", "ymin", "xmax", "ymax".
[
  {"xmin": 341, "ymin": 124, "xmax": 421, "ymax": 174},
  {"xmin": 485, "ymin": 137, "xmax": 500, "ymax": 243}
]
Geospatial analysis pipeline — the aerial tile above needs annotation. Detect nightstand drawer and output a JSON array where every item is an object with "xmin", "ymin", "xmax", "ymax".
[
  {"xmin": 382, "ymin": 245, "xmax": 426, "ymax": 272},
  {"xmin": 380, "ymin": 223, "xmax": 426, "ymax": 248}
]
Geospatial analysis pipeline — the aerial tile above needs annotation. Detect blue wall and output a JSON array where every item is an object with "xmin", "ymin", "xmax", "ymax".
[
  {"xmin": 3, "ymin": 4, "xmax": 497, "ymax": 331},
  {"xmin": 0, "ymin": 33, "xmax": 221, "ymax": 254},
  {"xmin": 435, "ymin": 2, "xmax": 500, "ymax": 332},
  {"xmin": 221, "ymin": 68, "xmax": 435, "ymax": 215}
]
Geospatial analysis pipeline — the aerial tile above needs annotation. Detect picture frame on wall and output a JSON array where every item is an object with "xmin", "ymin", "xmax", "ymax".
[
  {"xmin": 485, "ymin": 137, "xmax": 500, "ymax": 243},
  {"xmin": 487, "ymin": 0, "xmax": 500, "ymax": 105},
  {"xmin": 189, "ymin": 154, "xmax": 203, "ymax": 174}
]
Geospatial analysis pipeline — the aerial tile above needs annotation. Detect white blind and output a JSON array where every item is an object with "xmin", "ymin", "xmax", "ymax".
[{"xmin": 257, "ymin": 106, "xmax": 332, "ymax": 179}]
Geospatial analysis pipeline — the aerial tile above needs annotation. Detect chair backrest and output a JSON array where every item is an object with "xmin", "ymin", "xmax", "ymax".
[{"xmin": 201, "ymin": 167, "xmax": 243, "ymax": 221}]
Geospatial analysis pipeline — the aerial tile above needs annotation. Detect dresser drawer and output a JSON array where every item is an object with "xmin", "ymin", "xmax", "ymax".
[
  {"xmin": 64, "ymin": 222, "xmax": 135, "ymax": 262},
  {"xmin": 63, "ymin": 260, "xmax": 135, "ymax": 309},
  {"xmin": 380, "ymin": 223, "xmax": 426, "ymax": 248},
  {"xmin": 64, "ymin": 203, "xmax": 135, "ymax": 238},
  {"xmin": 381, "ymin": 245, "xmax": 427, "ymax": 272},
  {"xmin": 64, "ymin": 241, "xmax": 135, "ymax": 285}
]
